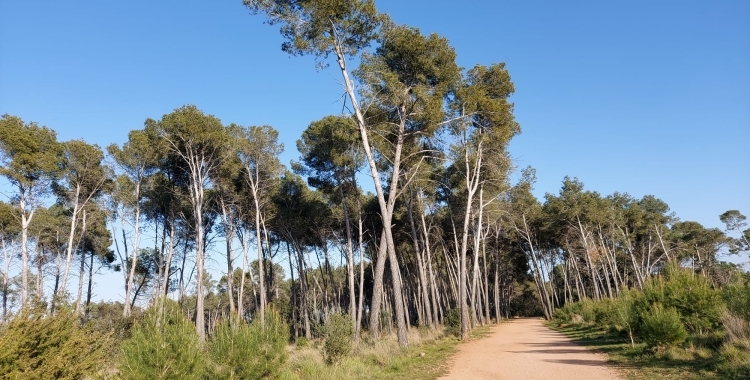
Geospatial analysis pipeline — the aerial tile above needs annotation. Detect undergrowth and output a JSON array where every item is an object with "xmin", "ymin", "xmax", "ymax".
[{"xmin": 279, "ymin": 325, "xmax": 491, "ymax": 380}]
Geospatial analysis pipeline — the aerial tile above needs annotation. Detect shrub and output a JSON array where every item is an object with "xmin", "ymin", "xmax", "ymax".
[
  {"xmin": 207, "ymin": 308, "xmax": 289, "ymax": 379},
  {"xmin": 578, "ymin": 299, "xmax": 598, "ymax": 324},
  {"xmin": 552, "ymin": 307, "xmax": 570, "ymax": 322},
  {"xmin": 118, "ymin": 299, "xmax": 204, "ymax": 380},
  {"xmin": 324, "ymin": 313, "xmax": 353, "ymax": 364},
  {"xmin": 605, "ymin": 290, "xmax": 640, "ymax": 347},
  {"xmin": 296, "ymin": 336, "xmax": 310, "ymax": 349},
  {"xmin": 642, "ymin": 263, "xmax": 725, "ymax": 334},
  {"xmin": 641, "ymin": 303, "xmax": 687, "ymax": 349},
  {"xmin": 0, "ymin": 304, "xmax": 113, "ymax": 379},
  {"xmin": 552, "ymin": 299, "xmax": 597, "ymax": 325},
  {"xmin": 443, "ymin": 308, "xmax": 461, "ymax": 336},
  {"xmin": 723, "ymin": 279, "xmax": 750, "ymax": 321}
]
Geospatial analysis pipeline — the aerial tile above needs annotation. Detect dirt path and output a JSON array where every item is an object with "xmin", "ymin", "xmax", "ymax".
[{"xmin": 438, "ymin": 318, "xmax": 622, "ymax": 380}]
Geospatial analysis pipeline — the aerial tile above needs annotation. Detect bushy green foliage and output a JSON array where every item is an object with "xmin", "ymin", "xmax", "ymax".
[
  {"xmin": 295, "ymin": 336, "xmax": 311, "ymax": 349},
  {"xmin": 118, "ymin": 299, "xmax": 204, "ymax": 380},
  {"xmin": 207, "ymin": 309, "xmax": 289, "ymax": 379},
  {"xmin": 604, "ymin": 290, "xmax": 640, "ymax": 346},
  {"xmin": 578, "ymin": 299, "xmax": 599, "ymax": 323},
  {"xmin": 0, "ymin": 304, "xmax": 113, "ymax": 379},
  {"xmin": 641, "ymin": 303, "xmax": 687, "ymax": 349},
  {"xmin": 723, "ymin": 277, "xmax": 750, "ymax": 321},
  {"xmin": 324, "ymin": 313, "xmax": 353, "ymax": 365},
  {"xmin": 552, "ymin": 298, "xmax": 599, "ymax": 325},
  {"xmin": 443, "ymin": 308, "xmax": 461, "ymax": 336},
  {"xmin": 641, "ymin": 264, "xmax": 725, "ymax": 334}
]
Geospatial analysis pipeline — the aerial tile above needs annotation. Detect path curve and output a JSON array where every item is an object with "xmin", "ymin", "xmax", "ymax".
[{"xmin": 439, "ymin": 318, "xmax": 621, "ymax": 380}]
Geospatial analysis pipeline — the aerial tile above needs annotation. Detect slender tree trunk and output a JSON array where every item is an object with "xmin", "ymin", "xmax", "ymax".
[
  {"xmin": 220, "ymin": 199, "xmax": 236, "ymax": 315},
  {"xmin": 75, "ymin": 210, "xmax": 88, "ymax": 312},
  {"xmin": 355, "ymin": 195, "xmax": 366, "ymax": 339},
  {"xmin": 407, "ymin": 191, "xmax": 432, "ymax": 327},
  {"xmin": 2, "ymin": 238, "xmax": 11, "ymax": 320},
  {"xmin": 161, "ymin": 215, "xmax": 176, "ymax": 298},
  {"xmin": 60, "ymin": 186, "xmax": 82, "ymax": 298},
  {"xmin": 19, "ymin": 192, "xmax": 33, "ymax": 305},
  {"xmin": 295, "ymin": 243, "xmax": 311, "ymax": 340},
  {"xmin": 493, "ymin": 258, "xmax": 500, "ymax": 323},
  {"xmin": 238, "ymin": 226, "xmax": 250, "ymax": 319},
  {"xmin": 368, "ymin": 231, "xmax": 388, "ymax": 339},
  {"xmin": 85, "ymin": 242, "xmax": 95, "ymax": 316},
  {"xmin": 457, "ymin": 133, "xmax": 484, "ymax": 339},
  {"xmin": 123, "ymin": 188, "xmax": 142, "ymax": 317},
  {"xmin": 332, "ymin": 35, "xmax": 408, "ymax": 347},
  {"xmin": 338, "ymin": 185, "xmax": 358, "ymax": 334},
  {"xmin": 419, "ymin": 195, "xmax": 440, "ymax": 325},
  {"xmin": 482, "ymin": 236, "xmax": 491, "ymax": 324},
  {"xmin": 35, "ymin": 243, "xmax": 44, "ymax": 300}
]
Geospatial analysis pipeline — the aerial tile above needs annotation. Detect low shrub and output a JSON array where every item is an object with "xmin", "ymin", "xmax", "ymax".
[
  {"xmin": 296, "ymin": 336, "xmax": 310, "ymax": 349},
  {"xmin": 444, "ymin": 308, "xmax": 461, "ymax": 336},
  {"xmin": 718, "ymin": 342, "xmax": 750, "ymax": 379},
  {"xmin": 605, "ymin": 290, "xmax": 639, "ymax": 347},
  {"xmin": 118, "ymin": 299, "xmax": 204, "ymax": 380},
  {"xmin": 641, "ymin": 303, "xmax": 687, "ymax": 350},
  {"xmin": 324, "ymin": 313, "xmax": 353, "ymax": 365},
  {"xmin": 0, "ymin": 303, "xmax": 113, "ymax": 379},
  {"xmin": 552, "ymin": 299, "xmax": 599, "ymax": 325},
  {"xmin": 207, "ymin": 308, "xmax": 289, "ymax": 379},
  {"xmin": 642, "ymin": 263, "xmax": 725, "ymax": 334},
  {"xmin": 577, "ymin": 299, "xmax": 598, "ymax": 323},
  {"xmin": 723, "ymin": 279, "xmax": 750, "ymax": 321}
]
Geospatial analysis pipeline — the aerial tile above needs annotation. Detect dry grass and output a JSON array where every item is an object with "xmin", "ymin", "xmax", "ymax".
[
  {"xmin": 279, "ymin": 325, "xmax": 488, "ymax": 380},
  {"xmin": 722, "ymin": 311, "xmax": 750, "ymax": 344}
]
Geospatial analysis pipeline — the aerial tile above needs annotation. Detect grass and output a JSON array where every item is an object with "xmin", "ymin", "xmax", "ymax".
[
  {"xmin": 547, "ymin": 322, "xmax": 750, "ymax": 380},
  {"xmin": 279, "ymin": 324, "xmax": 492, "ymax": 380}
]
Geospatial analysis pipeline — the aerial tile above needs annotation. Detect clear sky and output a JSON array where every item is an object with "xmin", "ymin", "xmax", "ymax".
[{"xmin": 1, "ymin": 1, "xmax": 748, "ymax": 299}]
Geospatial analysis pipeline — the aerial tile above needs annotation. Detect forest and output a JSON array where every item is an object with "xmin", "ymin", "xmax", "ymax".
[{"xmin": 0, "ymin": 1, "xmax": 748, "ymax": 379}]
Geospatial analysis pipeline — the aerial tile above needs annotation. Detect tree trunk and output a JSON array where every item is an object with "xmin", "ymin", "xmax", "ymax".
[
  {"xmin": 123, "ymin": 188, "xmax": 142, "ymax": 317},
  {"xmin": 407, "ymin": 191, "xmax": 432, "ymax": 327},
  {"xmin": 368, "ymin": 231, "xmax": 388, "ymax": 339},
  {"xmin": 19, "ymin": 192, "xmax": 32, "ymax": 305},
  {"xmin": 220, "ymin": 199, "xmax": 236, "ymax": 315},
  {"xmin": 355, "ymin": 194, "xmax": 366, "ymax": 339},
  {"xmin": 85, "ymin": 241, "xmax": 95, "ymax": 316},
  {"xmin": 60, "ymin": 185, "xmax": 82, "ymax": 299},
  {"xmin": 333, "ymin": 36, "xmax": 408, "ymax": 347},
  {"xmin": 75, "ymin": 210, "xmax": 88, "ymax": 313}
]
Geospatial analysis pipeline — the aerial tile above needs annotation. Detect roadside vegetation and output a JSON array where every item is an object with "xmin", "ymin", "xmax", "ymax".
[
  {"xmin": 551, "ymin": 262, "xmax": 750, "ymax": 379},
  {"xmin": 0, "ymin": 298, "xmax": 485, "ymax": 379}
]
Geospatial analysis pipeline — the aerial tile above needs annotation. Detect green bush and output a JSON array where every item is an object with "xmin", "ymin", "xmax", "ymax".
[
  {"xmin": 552, "ymin": 299, "xmax": 598, "ymax": 325},
  {"xmin": 723, "ymin": 278, "xmax": 750, "ymax": 321},
  {"xmin": 207, "ymin": 308, "xmax": 289, "ymax": 379},
  {"xmin": 444, "ymin": 308, "xmax": 461, "ymax": 336},
  {"xmin": 324, "ymin": 313, "xmax": 353, "ymax": 365},
  {"xmin": 578, "ymin": 299, "xmax": 598, "ymax": 324},
  {"xmin": 296, "ymin": 336, "xmax": 310, "ymax": 349},
  {"xmin": 641, "ymin": 303, "xmax": 687, "ymax": 349},
  {"xmin": 642, "ymin": 263, "xmax": 725, "ymax": 334},
  {"xmin": 0, "ymin": 304, "xmax": 113, "ymax": 379},
  {"xmin": 552, "ymin": 306, "xmax": 571, "ymax": 322},
  {"xmin": 605, "ymin": 290, "xmax": 640, "ymax": 347},
  {"xmin": 118, "ymin": 299, "xmax": 204, "ymax": 380}
]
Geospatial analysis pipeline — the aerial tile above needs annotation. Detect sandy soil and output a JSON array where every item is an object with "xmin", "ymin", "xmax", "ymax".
[{"xmin": 438, "ymin": 318, "xmax": 622, "ymax": 380}]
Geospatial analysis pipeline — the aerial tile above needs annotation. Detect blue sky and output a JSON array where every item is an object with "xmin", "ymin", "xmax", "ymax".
[{"xmin": 1, "ymin": 1, "xmax": 748, "ymax": 298}]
